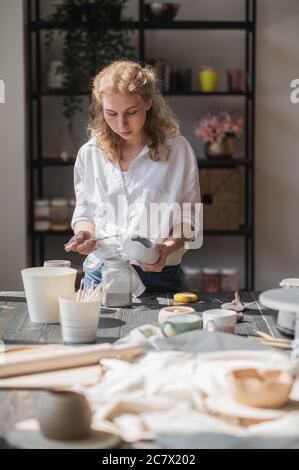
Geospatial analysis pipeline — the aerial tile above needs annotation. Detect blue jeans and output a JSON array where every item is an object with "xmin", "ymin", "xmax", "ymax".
[{"xmin": 84, "ymin": 264, "xmax": 184, "ymax": 293}]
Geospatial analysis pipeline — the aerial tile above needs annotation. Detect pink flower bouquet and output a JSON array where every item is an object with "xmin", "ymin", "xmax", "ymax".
[{"xmin": 195, "ymin": 110, "xmax": 244, "ymax": 144}]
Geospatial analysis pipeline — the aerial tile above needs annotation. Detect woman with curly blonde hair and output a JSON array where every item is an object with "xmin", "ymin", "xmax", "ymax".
[{"xmin": 65, "ymin": 60, "xmax": 200, "ymax": 293}]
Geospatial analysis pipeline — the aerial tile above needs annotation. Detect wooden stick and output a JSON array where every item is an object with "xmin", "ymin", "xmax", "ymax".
[
  {"xmin": 83, "ymin": 281, "xmax": 93, "ymax": 303},
  {"xmin": 76, "ymin": 278, "xmax": 84, "ymax": 303},
  {"xmin": 85, "ymin": 280, "xmax": 94, "ymax": 303},
  {"xmin": 249, "ymin": 335, "xmax": 292, "ymax": 344},
  {"xmin": 256, "ymin": 331, "xmax": 293, "ymax": 344},
  {"xmin": 79, "ymin": 290, "xmax": 84, "ymax": 303},
  {"xmin": 248, "ymin": 336, "xmax": 292, "ymax": 349},
  {"xmin": 88, "ymin": 282, "xmax": 103, "ymax": 302},
  {"xmin": 243, "ymin": 301, "xmax": 257, "ymax": 307},
  {"xmin": 0, "ymin": 343, "xmax": 143, "ymax": 379}
]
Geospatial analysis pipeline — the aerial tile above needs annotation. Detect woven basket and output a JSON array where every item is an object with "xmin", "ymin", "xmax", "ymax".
[{"xmin": 199, "ymin": 169, "xmax": 242, "ymax": 230}]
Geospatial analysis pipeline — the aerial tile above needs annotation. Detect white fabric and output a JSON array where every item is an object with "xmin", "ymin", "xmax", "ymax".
[
  {"xmin": 71, "ymin": 135, "xmax": 201, "ymax": 274},
  {"xmin": 83, "ymin": 328, "xmax": 299, "ymax": 448}
]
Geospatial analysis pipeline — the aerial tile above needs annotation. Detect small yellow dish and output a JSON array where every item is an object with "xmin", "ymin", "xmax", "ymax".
[{"xmin": 173, "ymin": 292, "xmax": 199, "ymax": 303}]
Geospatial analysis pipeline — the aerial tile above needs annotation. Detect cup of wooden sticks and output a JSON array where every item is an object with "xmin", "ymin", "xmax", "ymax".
[{"xmin": 58, "ymin": 281, "xmax": 110, "ymax": 344}]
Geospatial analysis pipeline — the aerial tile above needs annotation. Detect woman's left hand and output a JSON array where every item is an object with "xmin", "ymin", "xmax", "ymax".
[{"xmin": 140, "ymin": 244, "xmax": 171, "ymax": 272}]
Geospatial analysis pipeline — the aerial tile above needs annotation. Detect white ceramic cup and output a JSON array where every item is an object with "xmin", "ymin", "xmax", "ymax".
[
  {"xmin": 203, "ymin": 309, "xmax": 237, "ymax": 333},
  {"xmin": 59, "ymin": 293, "xmax": 101, "ymax": 344},
  {"xmin": 21, "ymin": 267, "xmax": 77, "ymax": 324}
]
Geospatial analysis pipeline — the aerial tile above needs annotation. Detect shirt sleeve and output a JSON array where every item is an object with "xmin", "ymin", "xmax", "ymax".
[
  {"xmin": 172, "ymin": 141, "xmax": 201, "ymax": 240},
  {"xmin": 71, "ymin": 149, "xmax": 95, "ymax": 230}
]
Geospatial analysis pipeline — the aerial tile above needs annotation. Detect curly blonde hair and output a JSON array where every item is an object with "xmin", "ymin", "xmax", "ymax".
[{"xmin": 88, "ymin": 60, "xmax": 180, "ymax": 163}]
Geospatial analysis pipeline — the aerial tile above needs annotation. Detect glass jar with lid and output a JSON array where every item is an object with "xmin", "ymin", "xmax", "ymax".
[
  {"xmin": 102, "ymin": 257, "xmax": 132, "ymax": 307},
  {"xmin": 44, "ymin": 260, "xmax": 72, "ymax": 268},
  {"xmin": 50, "ymin": 198, "xmax": 69, "ymax": 231},
  {"xmin": 202, "ymin": 268, "xmax": 221, "ymax": 292},
  {"xmin": 34, "ymin": 199, "xmax": 50, "ymax": 231},
  {"xmin": 221, "ymin": 268, "xmax": 240, "ymax": 292}
]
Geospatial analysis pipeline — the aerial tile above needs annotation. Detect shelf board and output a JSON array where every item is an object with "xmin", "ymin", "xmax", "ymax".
[
  {"xmin": 142, "ymin": 21, "xmax": 253, "ymax": 30},
  {"xmin": 32, "ymin": 228, "xmax": 252, "ymax": 238},
  {"xmin": 30, "ymin": 20, "xmax": 253, "ymax": 31},
  {"xmin": 30, "ymin": 20, "xmax": 139, "ymax": 30},
  {"xmin": 164, "ymin": 91, "xmax": 251, "ymax": 97},
  {"xmin": 32, "ymin": 90, "xmax": 90, "ymax": 97},
  {"xmin": 32, "ymin": 90, "xmax": 252, "ymax": 98},
  {"xmin": 33, "ymin": 158, "xmax": 75, "ymax": 167},
  {"xmin": 204, "ymin": 228, "xmax": 252, "ymax": 237},
  {"xmin": 32, "ymin": 158, "xmax": 252, "ymax": 170},
  {"xmin": 198, "ymin": 158, "xmax": 252, "ymax": 169},
  {"xmin": 33, "ymin": 230, "xmax": 73, "ymax": 237}
]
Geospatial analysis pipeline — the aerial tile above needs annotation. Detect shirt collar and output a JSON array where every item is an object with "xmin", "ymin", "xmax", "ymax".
[{"xmin": 88, "ymin": 136, "xmax": 173, "ymax": 162}]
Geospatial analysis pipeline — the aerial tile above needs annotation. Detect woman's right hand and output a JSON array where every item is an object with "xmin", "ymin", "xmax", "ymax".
[{"xmin": 64, "ymin": 231, "xmax": 97, "ymax": 255}]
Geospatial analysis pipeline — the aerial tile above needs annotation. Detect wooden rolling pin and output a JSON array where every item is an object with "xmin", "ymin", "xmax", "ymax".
[{"xmin": 0, "ymin": 343, "xmax": 142, "ymax": 379}]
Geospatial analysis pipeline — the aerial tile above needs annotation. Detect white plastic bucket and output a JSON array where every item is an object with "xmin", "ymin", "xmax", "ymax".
[{"xmin": 21, "ymin": 267, "xmax": 77, "ymax": 324}]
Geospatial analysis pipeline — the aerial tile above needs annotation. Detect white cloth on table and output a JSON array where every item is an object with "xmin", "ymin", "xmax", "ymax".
[{"xmin": 83, "ymin": 328, "xmax": 299, "ymax": 448}]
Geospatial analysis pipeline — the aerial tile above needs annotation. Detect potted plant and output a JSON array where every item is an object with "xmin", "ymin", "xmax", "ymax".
[
  {"xmin": 194, "ymin": 110, "xmax": 244, "ymax": 159},
  {"xmin": 45, "ymin": 0, "xmax": 134, "ymax": 130}
]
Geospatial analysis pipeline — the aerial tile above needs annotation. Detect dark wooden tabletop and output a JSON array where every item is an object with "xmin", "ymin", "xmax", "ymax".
[{"xmin": 0, "ymin": 290, "xmax": 281, "ymax": 448}]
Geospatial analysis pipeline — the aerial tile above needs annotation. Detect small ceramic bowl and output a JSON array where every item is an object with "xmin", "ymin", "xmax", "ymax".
[
  {"xmin": 38, "ymin": 391, "xmax": 92, "ymax": 440},
  {"xmin": 122, "ymin": 237, "xmax": 159, "ymax": 264},
  {"xmin": 144, "ymin": 3, "xmax": 180, "ymax": 21},
  {"xmin": 158, "ymin": 305, "xmax": 195, "ymax": 324},
  {"xmin": 228, "ymin": 368, "xmax": 294, "ymax": 409}
]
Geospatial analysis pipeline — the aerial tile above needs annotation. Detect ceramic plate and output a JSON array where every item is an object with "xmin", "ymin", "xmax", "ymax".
[{"xmin": 5, "ymin": 420, "xmax": 121, "ymax": 449}]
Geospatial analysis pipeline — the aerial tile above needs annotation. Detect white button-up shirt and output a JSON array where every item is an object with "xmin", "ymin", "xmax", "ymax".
[{"xmin": 71, "ymin": 134, "xmax": 201, "ymax": 272}]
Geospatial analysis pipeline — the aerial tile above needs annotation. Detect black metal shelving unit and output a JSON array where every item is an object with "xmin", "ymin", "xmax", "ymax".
[{"xmin": 26, "ymin": 0, "xmax": 256, "ymax": 289}]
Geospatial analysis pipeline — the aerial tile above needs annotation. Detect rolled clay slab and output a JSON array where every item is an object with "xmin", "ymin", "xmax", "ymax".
[{"xmin": 158, "ymin": 306, "xmax": 195, "ymax": 324}]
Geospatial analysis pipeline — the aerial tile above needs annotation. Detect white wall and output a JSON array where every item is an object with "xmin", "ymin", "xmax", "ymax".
[
  {"xmin": 0, "ymin": 0, "xmax": 27, "ymax": 290},
  {"xmin": 255, "ymin": 0, "xmax": 299, "ymax": 289}
]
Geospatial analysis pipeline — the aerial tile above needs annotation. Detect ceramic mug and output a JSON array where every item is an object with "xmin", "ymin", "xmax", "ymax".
[{"xmin": 203, "ymin": 309, "xmax": 237, "ymax": 333}]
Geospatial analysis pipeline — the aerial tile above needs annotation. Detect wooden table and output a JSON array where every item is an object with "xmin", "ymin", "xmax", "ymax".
[{"xmin": 0, "ymin": 290, "xmax": 282, "ymax": 448}]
